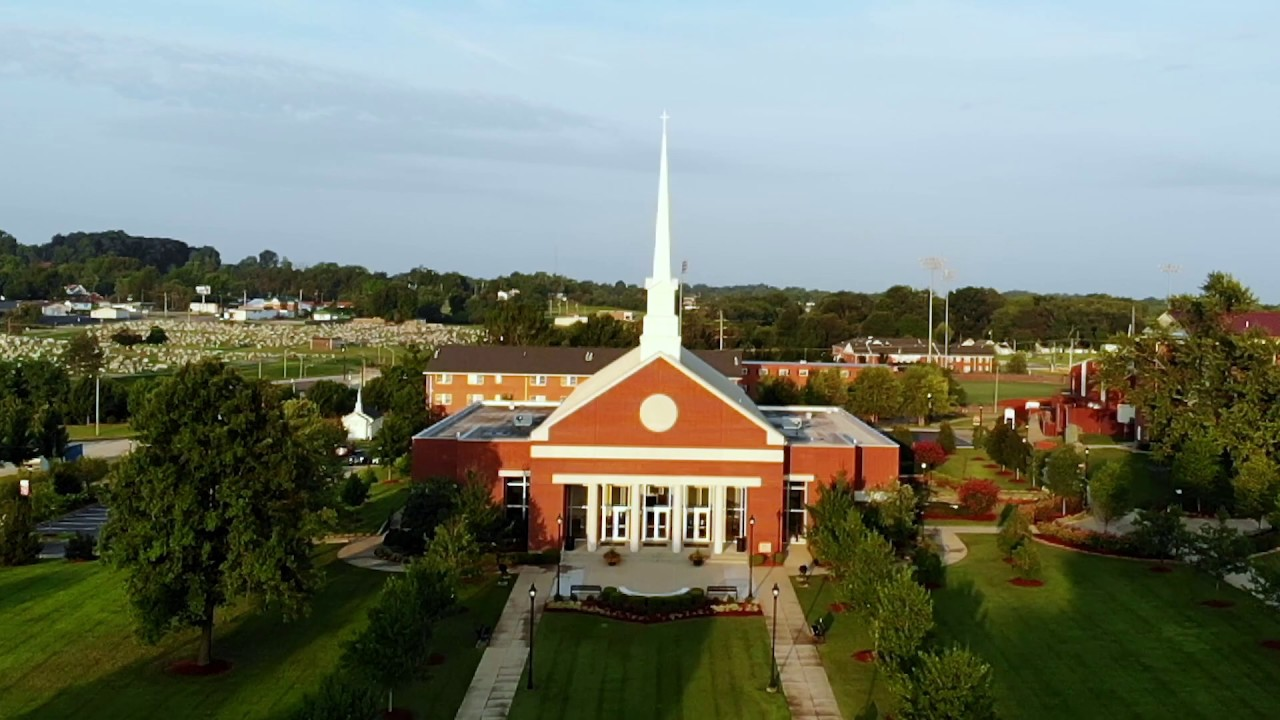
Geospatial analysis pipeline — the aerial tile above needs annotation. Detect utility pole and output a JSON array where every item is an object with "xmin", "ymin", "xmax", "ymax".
[
  {"xmin": 94, "ymin": 373, "xmax": 101, "ymax": 437},
  {"xmin": 718, "ymin": 309, "xmax": 725, "ymax": 351},
  {"xmin": 921, "ymin": 257, "xmax": 944, "ymax": 364}
]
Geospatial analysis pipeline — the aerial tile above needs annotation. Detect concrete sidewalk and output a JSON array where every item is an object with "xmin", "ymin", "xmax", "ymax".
[
  {"xmin": 760, "ymin": 566, "xmax": 843, "ymax": 720},
  {"xmin": 455, "ymin": 566, "xmax": 549, "ymax": 720}
]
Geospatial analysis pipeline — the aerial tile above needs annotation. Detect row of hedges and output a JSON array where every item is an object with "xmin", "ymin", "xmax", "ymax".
[
  {"xmin": 1035, "ymin": 522, "xmax": 1156, "ymax": 559},
  {"xmin": 504, "ymin": 549, "xmax": 560, "ymax": 566},
  {"xmin": 547, "ymin": 587, "xmax": 762, "ymax": 623}
]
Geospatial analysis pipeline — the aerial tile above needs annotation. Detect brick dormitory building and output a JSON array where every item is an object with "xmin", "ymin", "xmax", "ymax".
[{"xmin": 413, "ymin": 119, "xmax": 901, "ymax": 555}]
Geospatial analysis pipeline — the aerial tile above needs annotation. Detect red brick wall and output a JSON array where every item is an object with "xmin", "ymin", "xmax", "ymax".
[
  {"xmin": 546, "ymin": 358, "xmax": 773, "ymax": 448},
  {"xmin": 741, "ymin": 363, "xmax": 865, "ymax": 399},
  {"xmin": 428, "ymin": 373, "xmax": 587, "ymax": 415},
  {"xmin": 747, "ymin": 484, "xmax": 786, "ymax": 556},
  {"xmin": 860, "ymin": 447, "xmax": 900, "ymax": 489}
]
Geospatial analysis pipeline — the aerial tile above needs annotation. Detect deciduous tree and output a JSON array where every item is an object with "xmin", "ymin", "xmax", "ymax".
[
  {"xmin": 804, "ymin": 368, "xmax": 850, "ymax": 406},
  {"xmin": 105, "ymin": 360, "xmax": 333, "ymax": 667},
  {"xmin": 870, "ymin": 567, "xmax": 933, "ymax": 669},
  {"xmin": 892, "ymin": 647, "xmax": 998, "ymax": 720},
  {"xmin": 1089, "ymin": 460, "xmax": 1132, "ymax": 532},
  {"xmin": 1004, "ymin": 352, "xmax": 1028, "ymax": 375},
  {"xmin": 1231, "ymin": 454, "xmax": 1280, "ymax": 528},
  {"xmin": 847, "ymin": 367, "xmax": 901, "ymax": 424},
  {"xmin": 1190, "ymin": 512, "xmax": 1252, "ymax": 591}
]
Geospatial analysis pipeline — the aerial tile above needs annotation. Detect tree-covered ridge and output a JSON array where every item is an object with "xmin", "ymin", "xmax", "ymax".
[{"xmin": 2, "ymin": 227, "xmax": 1176, "ymax": 348}]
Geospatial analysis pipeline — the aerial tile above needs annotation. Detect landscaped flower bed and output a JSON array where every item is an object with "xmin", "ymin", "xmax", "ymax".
[
  {"xmin": 545, "ymin": 588, "xmax": 762, "ymax": 623},
  {"xmin": 1035, "ymin": 523, "xmax": 1161, "ymax": 559}
]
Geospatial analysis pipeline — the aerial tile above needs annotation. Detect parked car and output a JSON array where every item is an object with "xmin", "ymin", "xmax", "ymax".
[{"xmin": 346, "ymin": 451, "xmax": 369, "ymax": 466}]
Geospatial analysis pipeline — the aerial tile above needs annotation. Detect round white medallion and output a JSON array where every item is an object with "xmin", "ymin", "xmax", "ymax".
[{"xmin": 639, "ymin": 393, "xmax": 679, "ymax": 433}]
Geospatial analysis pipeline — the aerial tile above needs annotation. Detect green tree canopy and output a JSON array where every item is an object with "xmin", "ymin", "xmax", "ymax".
[
  {"xmin": 104, "ymin": 360, "xmax": 334, "ymax": 666},
  {"xmin": 848, "ymin": 367, "xmax": 901, "ymax": 424}
]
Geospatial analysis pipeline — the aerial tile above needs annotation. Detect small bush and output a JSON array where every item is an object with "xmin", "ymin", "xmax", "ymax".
[
  {"xmin": 957, "ymin": 479, "xmax": 1001, "ymax": 515},
  {"xmin": 937, "ymin": 422, "xmax": 957, "ymax": 455},
  {"xmin": 971, "ymin": 425, "xmax": 988, "ymax": 446},
  {"xmin": 912, "ymin": 544, "xmax": 946, "ymax": 588},
  {"xmin": 287, "ymin": 671, "xmax": 380, "ymax": 720},
  {"xmin": 507, "ymin": 549, "xmax": 560, "ymax": 566},
  {"xmin": 593, "ymin": 588, "xmax": 713, "ymax": 617},
  {"xmin": 1012, "ymin": 542, "xmax": 1041, "ymax": 579},
  {"xmin": 52, "ymin": 466, "xmax": 84, "ymax": 496},
  {"xmin": 339, "ymin": 474, "xmax": 370, "ymax": 507},
  {"xmin": 382, "ymin": 528, "xmax": 425, "ymax": 556},
  {"xmin": 1036, "ymin": 522, "xmax": 1152, "ymax": 558},
  {"xmin": 64, "ymin": 532, "xmax": 97, "ymax": 561}
]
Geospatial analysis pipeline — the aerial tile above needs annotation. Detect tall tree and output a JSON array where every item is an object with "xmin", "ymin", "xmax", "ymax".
[
  {"xmin": 484, "ymin": 296, "xmax": 551, "ymax": 345},
  {"xmin": 1043, "ymin": 446, "xmax": 1084, "ymax": 499},
  {"xmin": 804, "ymin": 369, "xmax": 849, "ymax": 406},
  {"xmin": 1231, "ymin": 454, "xmax": 1280, "ymax": 529},
  {"xmin": 1089, "ymin": 460, "xmax": 1132, "ymax": 532},
  {"xmin": 61, "ymin": 332, "xmax": 104, "ymax": 376},
  {"xmin": 900, "ymin": 365, "xmax": 951, "ymax": 425},
  {"xmin": 1171, "ymin": 436, "xmax": 1227, "ymax": 514},
  {"xmin": 870, "ymin": 567, "xmax": 933, "ymax": 669},
  {"xmin": 31, "ymin": 404, "xmax": 68, "ymax": 459},
  {"xmin": 757, "ymin": 376, "xmax": 803, "ymax": 406},
  {"xmin": 893, "ymin": 647, "xmax": 998, "ymax": 720},
  {"xmin": 848, "ymin": 367, "xmax": 901, "ymax": 424},
  {"xmin": 0, "ymin": 396, "xmax": 33, "ymax": 466},
  {"xmin": 105, "ymin": 360, "xmax": 333, "ymax": 667},
  {"xmin": 0, "ymin": 490, "xmax": 42, "ymax": 566}
]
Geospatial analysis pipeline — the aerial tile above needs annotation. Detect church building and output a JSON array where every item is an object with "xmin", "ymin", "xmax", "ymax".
[{"xmin": 412, "ymin": 118, "xmax": 901, "ymax": 554}]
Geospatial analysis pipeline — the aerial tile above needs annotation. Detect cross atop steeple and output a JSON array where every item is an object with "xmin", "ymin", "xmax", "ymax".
[{"xmin": 640, "ymin": 113, "xmax": 682, "ymax": 359}]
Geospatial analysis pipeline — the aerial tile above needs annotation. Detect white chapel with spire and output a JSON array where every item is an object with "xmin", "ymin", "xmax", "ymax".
[{"xmin": 342, "ymin": 375, "xmax": 383, "ymax": 441}]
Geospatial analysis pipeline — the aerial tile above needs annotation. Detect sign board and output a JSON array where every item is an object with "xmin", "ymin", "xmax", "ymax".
[
  {"xmin": 19, "ymin": 479, "xmax": 30, "ymax": 497},
  {"xmin": 195, "ymin": 285, "xmax": 212, "ymax": 296}
]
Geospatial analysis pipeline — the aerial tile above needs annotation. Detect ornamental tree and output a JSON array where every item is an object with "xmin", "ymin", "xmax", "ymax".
[
  {"xmin": 937, "ymin": 422, "xmax": 957, "ymax": 455},
  {"xmin": 0, "ymin": 490, "xmax": 41, "ymax": 566},
  {"xmin": 870, "ymin": 567, "xmax": 933, "ymax": 669},
  {"xmin": 1190, "ymin": 513, "xmax": 1253, "ymax": 591},
  {"xmin": 1089, "ymin": 460, "xmax": 1132, "ymax": 532},
  {"xmin": 1171, "ymin": 436, "xmax": 1226, "ymax": 514},
  {"xmin": 847, "ymin": 367, "xmax": 902, "ymax": 424},
  {"xmin": 1130, "ymin": 507, "xmax": 1191, "ymax": 562},
  {"xmin": 913, "ymin": 441, "xmax": 948, "ymax": 470},
  {"xmin": 1044, "ymin": 446, "xmax": 1084, "ymax": 499},
  {"xmin": 957, "ymin": 479, "xmax": 1000, "ymax": 516},
  {"xmin": 105, "ymin": 360, "xmax": 334, "ymax": 667},
  {"xmin": 1231, "ymin": 454, "xmax": 1280, "ymax": 529},
  {"xmin": 892, "ymin": 646, "xmax": 998, "ymax": 720}
]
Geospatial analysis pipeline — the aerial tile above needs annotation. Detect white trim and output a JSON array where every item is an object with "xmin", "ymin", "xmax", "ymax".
[
  {"xmin": 532, "ymin": 445, "xmax": 784, "ymax": 463},
  {"xmin": 498, "ymin": 469, "xmax": 531, "ymax": 478},
  {"xmin": 552, "ymin": 474, "xmax": 762, "ymax": 488},
  {"xmin": 785, "ymin": 473, "xmax": 816, "ymax": 482}
]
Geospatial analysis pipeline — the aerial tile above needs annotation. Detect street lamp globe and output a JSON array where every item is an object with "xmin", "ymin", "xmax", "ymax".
[{"xmin": 772, "ymin": 583, "xmax": 780, "ymax": 599}]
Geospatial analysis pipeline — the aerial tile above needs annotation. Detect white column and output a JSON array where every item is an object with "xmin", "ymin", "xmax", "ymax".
[
  {"xmin": 586, "ymin": 483, "xmax": 599, "ymax": 552},
  {"xmin": 671, "ymin": 484, "xmax": 684, "ymax": 553},
  {"xmin": 711, "ymin": 485, "xmax": 726, "ymax": 555},
  {"xmin": 629, "ymin": 483, "xmax": 643, "ymax": 553}
]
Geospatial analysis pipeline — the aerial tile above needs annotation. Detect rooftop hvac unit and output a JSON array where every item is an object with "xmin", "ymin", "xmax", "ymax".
[
  {"xmin": 513, "ymin": 413, "xmax": 534, "ymax": 428},
  {"xmin": 782, "ymin": 417, "xmax": 803, "ymax": 431}
]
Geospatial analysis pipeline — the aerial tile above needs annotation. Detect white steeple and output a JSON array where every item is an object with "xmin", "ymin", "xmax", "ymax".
[
  {"xmin": 353, "ymin": 383, "xmax": 365, "ymax": 416},
  {"xmin": 640, "ymin": 112, "xmax": 682, "ymax": 359}
]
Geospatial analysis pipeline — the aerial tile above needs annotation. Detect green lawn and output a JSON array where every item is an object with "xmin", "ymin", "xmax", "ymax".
[
  {"xmin": 338, "ymin": 480, "xmax": 410, "ymax": 534},
  {"xmin": 67, "ymin": 423, "xmax": 137, "ymax": 440},
  {"xmin": 507, "ymin": 613, "xmax": 789, "ymax": 720},
  {"xmin": 1252, "ymin": 551, "xmax": 1280, "ymax": 574},
  {"xmin": 934, "ymin": 448, "xmax": 1034, "ymax": 492},
  {"xmin": 958, "ymin": 380, "xmax": 1064, "ymax": 407},
  {"xmin": 1087, "ymin": 448, "xmax": 1169, "ymax": 509},
  {"xmin": 0, "ymin": 547, "xmax": 387, "ymax": 720},
  {"xmin": 799, "ymin": 537, "xmax": 1280, "ymax": 719}
]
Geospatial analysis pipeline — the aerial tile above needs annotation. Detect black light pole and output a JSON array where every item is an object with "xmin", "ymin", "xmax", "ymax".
[
  {"xmin": 768, "ymin": 583, "xmax": 781, "ymax": 692},
  {"xmin": 748, "ymin": 515, "xmax": 756, "ymax": 600},
  {"xmin": 1083, "ymin": 448, "xmax": 1092, "ymax": 508},
  {"xmin": 555, "ymin": 515, "xmax": 563, "ymax": 599},
  {"xmin": 527, "ymin": 584, "xmax": 536, "ymax": 690},
  {"xmin": 927, "ymin": 392, "xmax": 934, "ymax": 424}
]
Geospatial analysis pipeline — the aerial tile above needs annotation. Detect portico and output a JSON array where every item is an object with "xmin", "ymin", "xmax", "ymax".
[{"xmin": 556, "ymin": 476, "xmax": 755, "ymax": 554}]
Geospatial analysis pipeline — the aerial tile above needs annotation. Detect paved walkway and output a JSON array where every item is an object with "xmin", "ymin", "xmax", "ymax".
[
  {"xmin": 336, "ymin": 535, "xmax": 405, "ymax": 573},
  {"xmin": 759, "ymin": 566, "xmax": 842, "ymax": 720},
  {"xmin": 456, "ymin": 566, "xmax": 548, "ymax": 720}
]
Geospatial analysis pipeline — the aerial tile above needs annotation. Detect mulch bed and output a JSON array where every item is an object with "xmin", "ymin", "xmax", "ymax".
[
  {"xmin": 995, "ymin": 470, "xmax": 1014, "ymax": 477},
  {"xmin": 1200, "ymin": 599, "xmax": 1235, "ymax": 609},
  {"xmin": 1007, "ymin": 477, "xmax": 1026, "ymax": 484},
  {"xmin": 924, "ymin": 582, "xmax": 944, "ymax": 590},
  {"xmin": 983, "ymin": 463, "xmax": 1000, "ymax": 470},
  {"xmin": 1149, "ymin": 565, "xmax": 1174, "ymax": 573},
  {"xmin": 923, "ymin": 512, "xmax": 997, "ymax": 522},
  {"xmin": 1260, "ymin": 640, "xmax": 1280, "ymax": 651},
  {"xmin": 544, "ymin": 606, "xmax": 761, "ymax": 624},
  {"xmin": 426, "ymin": 653, "xmax": 446, "ymax": 666},
  {"xmin": 1001, "ymin": 556, "xmax": 1015, "ymax": 564},
  {"xmin": 383, "ymin": 710, "xmax": 413, "ymax": 720},
  {"xmin": 1009, "ymin": 578, "xmax": 1044, "ymax": 588},
  {"xmin": 853, "ymin": 650, "xmax": 876, "ymax": 663},
  {"xmin": 829, "ymin": 602, "xmax": 848, "ymax": 614},
  {"xmin": 167, "ymin": 659, "xmax": 233, "ymax": 677}
]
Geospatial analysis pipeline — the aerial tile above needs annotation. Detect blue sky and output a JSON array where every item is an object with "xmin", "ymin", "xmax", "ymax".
[{"xmin": 1, "ymin": 1, "xmax": 1278, "ymax": 299}]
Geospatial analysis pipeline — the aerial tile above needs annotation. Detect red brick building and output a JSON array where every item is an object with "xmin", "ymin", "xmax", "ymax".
[
  {"xmin": 740, "ymin": 360, "xmax": 874, "ymax": 397},
  {"xmin": 412, "ymin": 119, "xmax": 901, "ymax": 555},
  {"xmin": 831, "ymin": 336, "xmax": 996, "ymax": 373}
]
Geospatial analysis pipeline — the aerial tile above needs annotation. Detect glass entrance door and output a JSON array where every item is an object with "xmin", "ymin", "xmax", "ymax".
[
  {"xmin": 685, "ymin": 486, "xmax": 711, "ymax": 544},
  {"xmin": 786, "ymin": 480, "xmax": 807, "ymax": 543},
  {"xmin": 643, "ymin": 485, "xmax": 671, "ymax": 544},
  {"xmin": 603, "ymin": 485, "xmax": 630, "ymax": 543}
]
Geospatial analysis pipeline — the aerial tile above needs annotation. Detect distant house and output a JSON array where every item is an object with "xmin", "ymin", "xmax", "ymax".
[
  {"xmin": 311, "ymin": 336, "xmax": 347, "ymax": 351},
  {"xmin": 553, "ymin": 315, "xmax": 589, "ymax": 327},
  {"xmin": 342, "ymin": 385, "xmax": 383, "ymax": 441},
  {"xmin": 41, "ymin": 302, "xmax": 70, "ymax": 317},
  {"xmin": 90, "ymin": 307, "xmax": 138, "ymax": 321},
  {"xmin": 189, "ymin": 302, "xmax": 221, "ymax": 315},
  {"xmin": 831, "ymin": 336, "xmax": 995, "ymax": 373},
  {"xmin": 226, "ymin": 308, "xmax": 279, "ymax": 322}
]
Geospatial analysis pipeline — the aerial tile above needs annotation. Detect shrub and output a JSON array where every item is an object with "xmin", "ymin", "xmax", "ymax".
[
  {"xmin": 913, "ymin": 441, "xmax": 948, "ymax": 468},
  {"xmin": 52, "ymin": 466, "xmax": 84, "ymax": 496},
  {"xmin": 937, "ymin": 422, "xmax": 957, "ymax": 454},
  {"xmin": 912, "ymin": 544, "xmax": 946, "ymax": 588},
  {"xmin": 382, "ymin": 528, "xmax": 425, "ymax": 556},
  {"xmin": 1011, "ymin": 542, "xmax": 1041, "ymax": 579},
  {"xmin": 0, "ymin": 495, "xmax": 42, "ymax": 566},
  {"xmin": 64, "ymin": 532, "xmax": 97, "ymax": 561},
  {"xmin": 891, "ymin": 426, "xmax": 916, "ymax": 449},
  {"xmin": 593, "ymin": 588, "xmax": 713, "ymax": 617},
  {"xmin": 1035, "ymin": 522, "xmax": 1151, "ymax": 558},
  {"xmin": 971, "ymin": 425, "xmax": 988, "ymax": 446},
  {"xmin": 996, "ymin": 506, "xmax": 1032, "ymax": 558},
  {"xmin": 957, "ymin": 479, "xmax": 1001, "ymax": 515},
  {"xmin": 288, "ymin": 669, "xmax": 381, "ymax": 720},
  {"xmin": 339, "ymin": 474, "xmax": 370, "ymax": 507},
  {"xmin": 507, "ymin": 549, "xmax": 560, "ymax": 566}
]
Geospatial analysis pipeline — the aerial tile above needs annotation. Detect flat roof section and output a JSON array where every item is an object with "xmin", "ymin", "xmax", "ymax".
[
  {"xmin": 414, "ymin": 402, "xmax": 555, "ymax": 441},
  {"xmin": 759, "ymin": 406, "xmax": 899, "ymax": 448}
]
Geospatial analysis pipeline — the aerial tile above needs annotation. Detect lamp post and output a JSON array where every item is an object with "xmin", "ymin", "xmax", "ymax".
[
  {"xmin": 555, "ymin": 515, "xmax": 563, "ymax": 599},
  {"xmin": 768, "ymin": 583, "xmax": 781, "ymax": 692},
  {"xmin": 926, "ymin": 392, "xmax": 934, "ymax": 425},
  {"xmin": 1083, "ymin": 448, "xmax": 1092, "ymax": 508},
  {"xmin": 527, "ymin": 584, "xmax": 536, "ymax": 690},
  {"xmin": 920, "ymin": 461, "xmax": 928, "ymax": 483},
  {"xmin": 748, "ymin": 515, "xmax": 756, "ymax": 600}
]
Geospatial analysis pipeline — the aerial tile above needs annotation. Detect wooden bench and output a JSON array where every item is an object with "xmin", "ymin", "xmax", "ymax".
[
  {"xmin": 569, "ymin": 584, "xmax": 603, "ymax": 600},
  {"xmin": 706, "ymin": 585, "xmax": 739, "ymax": 601}
]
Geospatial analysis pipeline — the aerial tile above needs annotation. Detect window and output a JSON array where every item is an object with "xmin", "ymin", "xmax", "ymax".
[
  {"xmin": 494, "ymin": 374, "xmax": 504, "ymax": 383},
  {"xmin": 799, "ymin": 369, "xmax": 809, "ymax": 377},
  {"xmin": 562, "ymin": 375, "xmax": 579, "ymax": 387},
  {"xmin": 759, "ymin": 368, "xmax": 769, "ymax": 376},
  {"xmin": 778, "ymin": 368, "xmax": 790, "ymax": 377},
  {"xmin": 438, "ymin": 374, "xmax": 453, "ymax": 385},
  {"xmin": 533, "ymin": 395, "xmax": 547, "ymax": 402},
  {"xmin": 467, "ymin": 394, "xmax": 484, "ymax": 404},
  {"xmin": 467, "ymin": 374, "xmax": 483, "ymax": 386},
  {"xmin": 532, "ymin": 375, "xmax": 548, "ymax": 386},
  {"xmin": 434, "ymin": 393, "xmax": 453, "ymax": 406}
]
